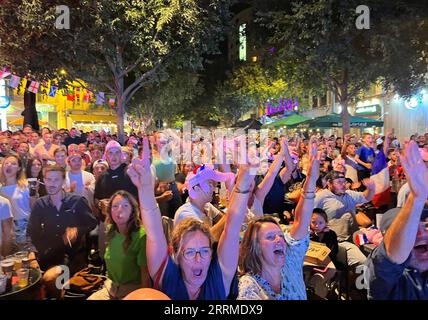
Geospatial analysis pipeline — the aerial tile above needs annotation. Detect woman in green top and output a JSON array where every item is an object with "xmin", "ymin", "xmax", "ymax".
[{"xmin": 88, "ymin": 190, "xmax": 151, "ymax": 300}]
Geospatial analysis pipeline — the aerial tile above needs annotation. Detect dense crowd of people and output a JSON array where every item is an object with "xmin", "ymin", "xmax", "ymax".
[{"xmin": 0, "ymin": 123, "xmax": 427, "ymax": 300}]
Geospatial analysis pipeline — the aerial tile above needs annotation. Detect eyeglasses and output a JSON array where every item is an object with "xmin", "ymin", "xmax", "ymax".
[{"xmin": 182, "ymin": 247, "xmax": 211, "ymax": 261}]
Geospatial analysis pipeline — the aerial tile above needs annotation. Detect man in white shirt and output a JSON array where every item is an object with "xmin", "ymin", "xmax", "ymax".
[
  {"xmin": 65, "ymin": 153, "xmax": 95, "ymax": 207},
  {"xmin": 174, "ymin": 164, "xmax": 234, "ymax": 241}
]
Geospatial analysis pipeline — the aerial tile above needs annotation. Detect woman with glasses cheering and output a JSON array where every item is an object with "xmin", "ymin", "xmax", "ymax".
[{"xmin": 127, "ymin": 137, "xmax": 255, "ymax": 300}]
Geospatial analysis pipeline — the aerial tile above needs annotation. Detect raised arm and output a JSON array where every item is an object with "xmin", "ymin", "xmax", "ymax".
[
  {"xmin": 384, "ymin": 141, "xmax": 428, "ymax": 264},
  {"xmin": 217, "ymin": 160, "xmax": 258, "ymax": 294},
  {"xmin": 341, "ymin": 134, "xmax": 351, "ymax": 156},
  {"xmin": 255, "ymin": 137, "xmax": 288, "ymax": 203},
  {"xmin": 217, "ymin": 137, "xmax": 232, "ymax": 173},
  {"xmin": 361, "ymin": 178, "xmax": 376, "ymax": 202},
  {"xmin": 128, "ymin": 137, "xmax": 168, "ymax": 279},
  {"xmin": 291, "ymin": 137, "xmax": 319, "ymax": 240},
  {"xmin": 279, "ymin": 140, "xmax": 294, "ymax": 184}
]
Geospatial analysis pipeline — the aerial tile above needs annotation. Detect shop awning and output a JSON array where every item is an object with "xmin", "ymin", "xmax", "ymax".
[
  {"xmin": 262, "ymin": 114, "xmax": 310, "ymax": 128},
  {"xmin": 68, "ymin": 114, "xmax": 117, "ymax": 123},
  {"xmin": 295, "ymin": 113, "xmax": 383, "ymax": 128}
]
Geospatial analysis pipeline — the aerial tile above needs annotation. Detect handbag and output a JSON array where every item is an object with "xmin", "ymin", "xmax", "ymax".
[{"xmin": 61, "ymin": 266, "xmax": 107, "ymax": 299}]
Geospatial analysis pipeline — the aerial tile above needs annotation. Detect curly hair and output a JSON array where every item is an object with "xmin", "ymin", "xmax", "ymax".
[
  {"xmin": 170, "ymin": 218, "xmax": 212, "ymax": 262},
  {"xmin": 106, "ymin": 190, "xmax": 142, "ymax": 254},
  {"xmin": 238, "ymin": 215, "xmax": 282, "ymax": 276}
]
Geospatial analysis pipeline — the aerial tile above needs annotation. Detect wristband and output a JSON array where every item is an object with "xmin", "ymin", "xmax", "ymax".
[
  {"xmin": 301, "ymin": 192, "xmax": 316, "ymax": 199},
  {"xmin": 301, "ymin": 188, "xmax": 316, "ymax": 194},
  {"xmin": 233, "ymin": 186, "xmax": 251, "ymax": 194}
]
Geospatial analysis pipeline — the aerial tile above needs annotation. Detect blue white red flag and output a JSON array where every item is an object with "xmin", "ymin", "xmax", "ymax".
[{"xmin": 370, "ymin": 148, "xmax": 391, "ymax": 208}]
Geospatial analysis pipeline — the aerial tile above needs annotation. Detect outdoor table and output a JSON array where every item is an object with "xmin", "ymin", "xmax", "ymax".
[{"xmin": 0, "ymin": 268, "xmax": 42, "ymax": 300}]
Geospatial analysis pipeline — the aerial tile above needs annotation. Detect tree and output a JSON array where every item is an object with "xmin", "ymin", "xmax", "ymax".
[
  {"xmin": 0, "ymin": 0, "xmax": 230, "ymax": 142},
  {"xmin": 256, "ymin": 0, "xmax": 428, "ymax": 133},
  {"xmin": 212, "ymin": 60, "xmax": 309, "ymax": 126},
  {"xmin": 127, "ymin": 68, "xmax": 204, "ymax": 130}
]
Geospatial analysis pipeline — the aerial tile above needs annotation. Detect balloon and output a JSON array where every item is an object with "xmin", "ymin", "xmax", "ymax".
[{"xmin": 123, "ymin": 288, "xmax": 171, "ymax": 300}]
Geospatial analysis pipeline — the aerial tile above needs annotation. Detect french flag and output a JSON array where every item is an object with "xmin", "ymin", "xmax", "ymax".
[
  {"xmin": 355, "ymin": 232, "xmax": 369, "ymax": 246},
  {"xmin": 370, "ymin": 148, "xmax": 391, "ymax": 208}
]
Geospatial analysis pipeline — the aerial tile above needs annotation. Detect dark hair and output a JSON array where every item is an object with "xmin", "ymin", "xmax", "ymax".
[
  {"xmin": 106, "ymin": 191, "xmax": 142, "ymax": 254},
  {"xmin": 26, "ymin": 158, "xmax": 44, "ymax": 180},
  {"xmin": 316, "ymin": 173, "xmax": 327, "ymax": 189},
  {"xmin": 387, "ymin": 148, "xmax": 396, "ymax": 156},
  {"xmin": 312, "ymin": 208, "xmax": 328, "ymax": 223}
]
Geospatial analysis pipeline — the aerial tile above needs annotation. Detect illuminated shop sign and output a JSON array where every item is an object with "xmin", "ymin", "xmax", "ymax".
[
  {"xmin": 356, "ymin": 98, "xmax": 380, "ymax": 115},
  {"xmin": 266, "ymin": 97, "xmax": 298, "ymax": 116},
  {"xmin": 355, "ymin": 104, "xmax": 379, "ymax": 114}
]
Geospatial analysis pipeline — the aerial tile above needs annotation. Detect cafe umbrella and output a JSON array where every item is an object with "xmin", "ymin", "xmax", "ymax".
[
  {"xmin": 294, "ymin": 113, "xmax": 384, "ymax": 129},
  {"xmin": 262, "ymin": 113, "xmax": 310, "ymax": 129}
]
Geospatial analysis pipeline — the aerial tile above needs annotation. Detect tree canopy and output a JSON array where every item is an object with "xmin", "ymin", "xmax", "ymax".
[
  {"xmin": 0, "ymin": 0, "xmax": 231, "ymax": 140},
  {"xmin": 256, "ymin": 0, "xmax": 428, "ymax": 133}
]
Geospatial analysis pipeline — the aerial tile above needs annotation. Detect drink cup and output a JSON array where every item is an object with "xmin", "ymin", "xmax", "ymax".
[
  {"xmin": 0, "ymin": 259, "xmax": 14, "ymax": 278},
  {"xmin": 21, "ymin": 257, "xmax": 30, "ymax": 269},
  {"xmin": 15, "ymin": 251, "xmax": 29, "ymax": 270},
  {"xmin": 16, "ymin": 268, "xmax": 30, "ymax": 288},
  {"xmin": 15, "ymin": 251, "xmax": 28, "ymax": 260}
]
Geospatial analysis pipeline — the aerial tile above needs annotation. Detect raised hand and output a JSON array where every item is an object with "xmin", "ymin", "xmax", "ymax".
[
  {"xmin": 157, "ymin": 190, "xmax": 174, "ymax": 203},
  {"xmin": 66, "ymin": 181, "xmax": 77, "ymax": 193},
  {"xmin": 401, "ymin": 140, "xmax": 428, "ymax": 199},
  {"xmin": 344, "ymin": 133, "xmax": 351, "ymax": 142},
  {"xmin": 306, "ymin": 136, "xmax": 320, "ymax": 182},
  {"xmin": 234, "ymin": 153, "xmax": 260, "ymax": 192},
  {"xmin": 63, "ymin": 227, "xmax": 78, "ymax": 246},
  {"xmin": 279, "ymin": 137, "xmax": 289, "ymax": 156},
  {"xmin": 127, "ymin": 137, "xmax": 153, "ymax": 190}
]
